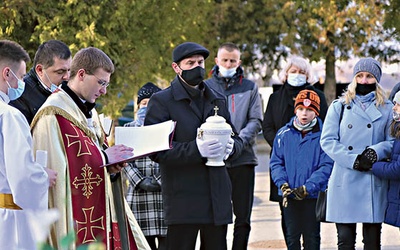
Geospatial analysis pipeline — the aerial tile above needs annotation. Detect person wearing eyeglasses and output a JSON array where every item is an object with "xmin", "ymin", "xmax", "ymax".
[
  {"xmin": 30, "ymin": 47, "xmax": 150, "ymax": 249},
  {"xmin": 10, "ymin": 40, "xmax": 72, "ymax": 124}
]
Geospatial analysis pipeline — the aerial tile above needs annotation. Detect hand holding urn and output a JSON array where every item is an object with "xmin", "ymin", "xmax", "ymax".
[{"xmin": 196, "ymin": 106, "xmax": 233, "ymax": 166}]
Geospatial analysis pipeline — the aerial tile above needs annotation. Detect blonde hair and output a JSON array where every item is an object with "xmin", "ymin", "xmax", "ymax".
[
  {"xmin": 279, "ymin": 56, "xmax": 314, "ymax": 83},
  {"xmin": 341, "ymin": 74, "xmax": 386, "ymax": 106}
]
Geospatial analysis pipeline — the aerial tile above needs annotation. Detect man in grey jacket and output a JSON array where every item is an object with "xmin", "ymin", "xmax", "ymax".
[{"xmin": 205, "ymin": 42, "xmax": 263, "ymax": 250}]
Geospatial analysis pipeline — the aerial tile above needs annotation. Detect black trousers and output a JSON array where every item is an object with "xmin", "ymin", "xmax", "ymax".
[
  {"xmin": 336, "ymin": 223, "xmax": 382, "ymax": 250},
  {"xmin": 145, "ymin": 235, "xmax": 167, "ymax": 250},
  {"xmin": 166, "ymin": 224, "xmax": 228, "ymax": 250},
  {"xmin": 283, "ymin": 199, "xmax": 320, "ymax": 250},
  {"xmin": 228, "ymin": 165, "xmax": 255, "ymax": 250}
]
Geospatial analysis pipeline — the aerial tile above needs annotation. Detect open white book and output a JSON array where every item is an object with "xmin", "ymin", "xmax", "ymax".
[{"xmin": 106, "ymin": 120, "xmax": 176, "ymax": 166}]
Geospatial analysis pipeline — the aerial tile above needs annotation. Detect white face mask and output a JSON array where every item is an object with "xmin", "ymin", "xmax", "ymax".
[
  {"xmin": 219, "ymin": 66, "xmax": 237, "ymax": 78},
  {"xmin": 393, "ymin": 110, "xmax": 400, "ymax": 122},
  {"xmin": 287, "ymin": 73, "xmax": 307, "ymax": 87},
  {"xmin": 6, "ymin": 70, "xmax": 25, "ymax": 100}
]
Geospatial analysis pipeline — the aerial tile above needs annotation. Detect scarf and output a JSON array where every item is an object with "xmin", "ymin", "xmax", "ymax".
[
  {"xmin": 355, "ymin": 91, "xmax": 376, "ymax": 111},
  {"xmin": 293, "ymin": 117, "xmax": 317, "ymax": 132}
]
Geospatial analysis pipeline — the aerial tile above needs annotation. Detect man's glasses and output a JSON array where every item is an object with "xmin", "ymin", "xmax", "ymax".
[{"xmin": 87, "ymin": 71, "xmax": 110, "ymax": 88}]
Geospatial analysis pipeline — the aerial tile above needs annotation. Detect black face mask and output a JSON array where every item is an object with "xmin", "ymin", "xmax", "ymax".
[
  {"xmin": 180, "ymin": 66, "xmax": 205, "ymax": 86},
  {"xmin": 356, "ymin": 83, "xmax": 376, "ymax": 95}
]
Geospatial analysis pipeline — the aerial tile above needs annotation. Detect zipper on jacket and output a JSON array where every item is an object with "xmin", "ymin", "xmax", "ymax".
[{"xmin": 231, "ymin": 94, "xmax": 235, "ymax": 112}]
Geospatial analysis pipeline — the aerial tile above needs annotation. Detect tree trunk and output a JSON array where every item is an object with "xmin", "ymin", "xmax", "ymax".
[{"xmin": 324, "ymin": 50, "xmax": 336, "ymax": 105}]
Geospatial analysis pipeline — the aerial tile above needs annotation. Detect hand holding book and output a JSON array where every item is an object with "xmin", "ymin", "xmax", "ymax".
[{"xmin": 102, "ymin": 120, "xmax": 176, "ymax": 167}]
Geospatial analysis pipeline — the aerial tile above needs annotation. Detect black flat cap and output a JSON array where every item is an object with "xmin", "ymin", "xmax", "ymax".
[{"xmin": 172, "ymin": 42, "xmax": 209, "ymax": 63}]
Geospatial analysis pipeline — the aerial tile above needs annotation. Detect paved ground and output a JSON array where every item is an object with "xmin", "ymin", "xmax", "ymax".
[{"xmin": 223, "ymin": 137, "xmax": 400, "ymax": 249}]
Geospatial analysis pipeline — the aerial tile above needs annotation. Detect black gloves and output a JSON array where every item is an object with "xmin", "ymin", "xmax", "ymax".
[
  {"xmin": 292, "ymin": 185, "xmax": 308, "ymax": 200},
  {"xmin": 138, "ymin": 177, "xmax": 161, "ymax": 192},
  {"xmin": 353, "ymin": 148, "xmax": 377, "ymax": 172}
]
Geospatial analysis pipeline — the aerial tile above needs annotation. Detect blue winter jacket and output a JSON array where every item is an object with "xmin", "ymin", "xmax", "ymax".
[
  {"xmin": 270, "ymin": 116, "xmax": 333, "ymax": 198},
  {"xmin": 372, "ymin": 136, "xmax": 400, "ymax": 227}
]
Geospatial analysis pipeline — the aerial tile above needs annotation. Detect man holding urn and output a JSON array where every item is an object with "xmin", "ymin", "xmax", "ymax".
[{"xmin": 144, "ymin": 42, "xmax": 243, "ymax": 250}]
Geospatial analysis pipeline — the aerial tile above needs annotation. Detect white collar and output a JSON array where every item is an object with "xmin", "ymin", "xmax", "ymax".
[{"xmin": 0, "ymin": 91, "xmax": 10, "ymax": 103}]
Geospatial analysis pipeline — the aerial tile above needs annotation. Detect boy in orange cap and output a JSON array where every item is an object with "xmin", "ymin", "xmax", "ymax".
[{"xmin": 270, "ymin": 88, "xmax": 333, "ymax": 249}]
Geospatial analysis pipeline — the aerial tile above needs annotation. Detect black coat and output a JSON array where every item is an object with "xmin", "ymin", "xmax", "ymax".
[
  {"xmin": 145, "ymin": 77, "xmax": 243, "ymax": 225},
  {"xmin": 262, "ymin": 83, "xmax": 327, "ymax": 201},
  {"xmin": 10, "ymin": 68, "xmax": 52, "ymax": 124}
]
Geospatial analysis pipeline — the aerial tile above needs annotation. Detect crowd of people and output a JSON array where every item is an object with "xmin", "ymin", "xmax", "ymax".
[{"xmin": 1, "ymin": 38, "xmax": 400, "ymax": 250}]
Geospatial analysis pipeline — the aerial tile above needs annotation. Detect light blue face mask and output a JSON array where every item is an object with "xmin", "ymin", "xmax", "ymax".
[
  {"xmin": 7, "ymin": 70, "xmax": 25, "ymax": 100},
  {"xmin": 50, "ymin": 83, "xmax": 58, "ymax": 92},
  {"xmin": 44, "ymin": 70, "xmax": 59, "ymax": 92},
  {"xmin": 219, "ymin": 66, "xmax": 237, "ymax": 78},
  {"xmin": 136, "ymin": 106, "xmax": 147, "ymax": 126},
  {"xmin": 287, "ymin": 73, "xmax": 307, "ymax": 87}
]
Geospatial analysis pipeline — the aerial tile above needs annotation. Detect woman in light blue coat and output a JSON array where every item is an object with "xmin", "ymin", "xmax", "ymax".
[{"xmin": 320, "ymin": 58, "xmax": 393, "ymax": 249}]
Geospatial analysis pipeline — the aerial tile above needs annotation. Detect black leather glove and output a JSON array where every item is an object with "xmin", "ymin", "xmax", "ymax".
[
  {"xmin": 138, "ymin": 177, "xmax": 161, "ymax": 192},
  {"xmin": 353, "ymin": 148, "xmax": 377, "ymax": 172},
  {"xmin": 292, "ymin": 185, "xmax": 308, "ymax": 200}
]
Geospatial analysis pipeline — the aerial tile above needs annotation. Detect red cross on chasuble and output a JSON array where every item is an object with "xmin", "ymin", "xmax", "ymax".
[{"xmin": 56, "ymin": 115, "xmax": 138, "ymax": 249}]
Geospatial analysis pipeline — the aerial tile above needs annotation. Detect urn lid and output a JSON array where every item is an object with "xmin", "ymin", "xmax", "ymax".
[{"xmin": 200, "ymin": 106, "xmax": 232, "ymax": 131}]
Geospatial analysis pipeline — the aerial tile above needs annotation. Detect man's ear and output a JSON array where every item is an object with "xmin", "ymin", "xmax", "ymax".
[
  {"xmin": 35, "ymin": 64, "xmax": 44, "ymax": 77},
  {"xmin": 171, "ymin": 62, "xmax": 181, "ymax": 74},
  {"xmin": 78, "ymin": 69, "xmax": 85, "ymax": 80},
  {"xmin": 2, "ymin": 67, "xmax": 10, "ymax": 78}
]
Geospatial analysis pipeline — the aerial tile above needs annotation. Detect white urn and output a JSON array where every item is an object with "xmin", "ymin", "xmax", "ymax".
[{"xmin": 197, "ymin": 106, "xmax": 233, "ymax": 167}]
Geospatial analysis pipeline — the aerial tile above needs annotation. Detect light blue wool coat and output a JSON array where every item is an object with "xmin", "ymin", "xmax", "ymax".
[{"xmin": 320, "ymin": 95, "xmax": 394, "ymax": 223}]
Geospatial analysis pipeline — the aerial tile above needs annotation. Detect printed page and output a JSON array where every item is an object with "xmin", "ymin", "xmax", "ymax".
[{"xmin": 103, "ymin": 120, "xmax": 176, "ymax": 166}]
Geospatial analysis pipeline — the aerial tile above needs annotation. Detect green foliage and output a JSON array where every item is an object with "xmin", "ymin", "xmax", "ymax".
[
  {"xmin": 279, "ymin": 0, "xmax": 395, "ymax": 103},
  {"xmin": 1, "ymin": 0, "xmax": 215, "ymax": 118},
  {"xmin": 38, "ymin": 231, "xmax": 75, "ymax": 250},
  {"xmin": 38, "ymin": 231, "xmax": 106, "ymax": 250},
  {"xmin": 383, "ymin": 0, "xmax": 400, "ymax": 33},
  {"xmin": 210, "ymin": 0, "xmax": 290, "ymax": 79},
  {"xmin": 211, "ymin": 0, "xmax": 399, "ymax": 103},
  {"xmin": 1, "ymin": 0, "xmax": 399, "ymax": 107}
]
